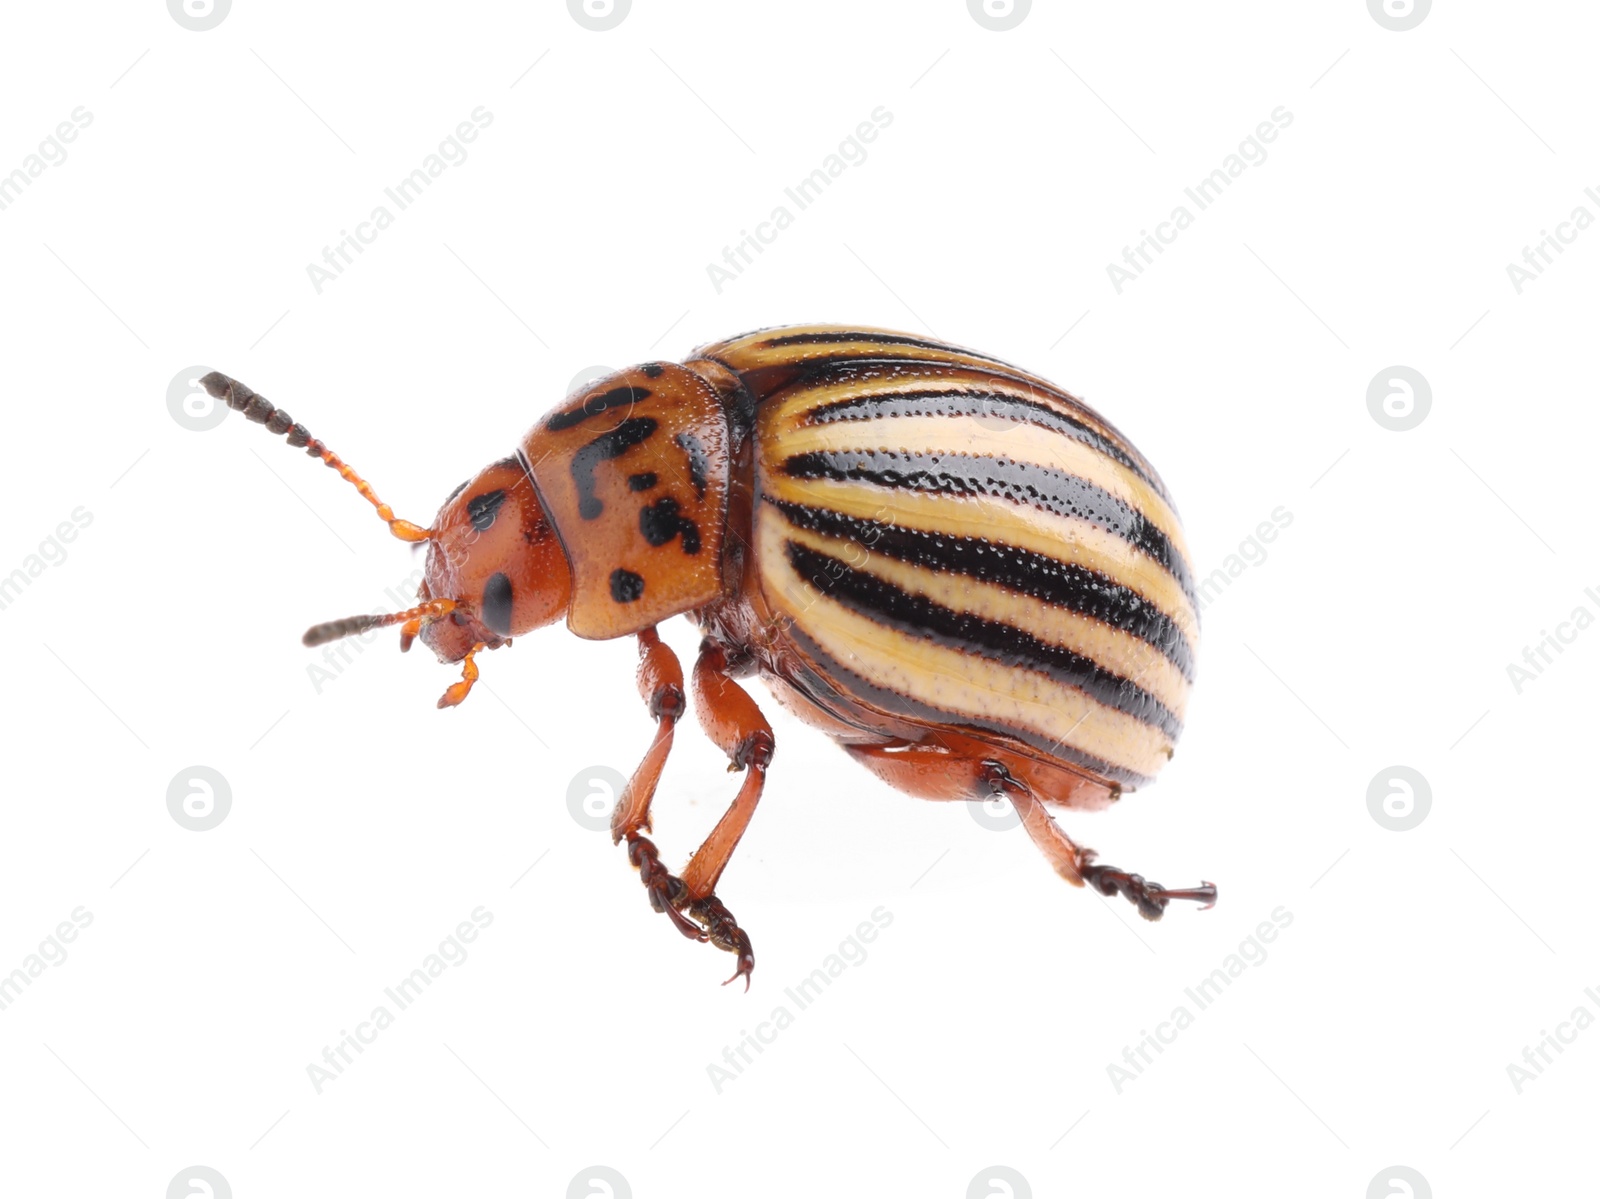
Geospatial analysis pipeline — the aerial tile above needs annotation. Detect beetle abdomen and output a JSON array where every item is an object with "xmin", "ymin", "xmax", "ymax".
[{"xmin": 702, "ymin": 326, "xmax": 1200, "ymax": 790}]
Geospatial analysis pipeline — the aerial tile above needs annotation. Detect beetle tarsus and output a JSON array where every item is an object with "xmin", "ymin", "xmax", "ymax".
[
  {"xmin": 1078, "ymin": 853, "xmax": 1218, "ymax": 921},
  {"xmin": 627, "ymin": 833, "xmax": 705, "ymax": 942},
  {"xmin": 626, "ymin": 835, "xmax": 756, "ymax": 984},
  {"xmin": 687, "ymin": 894, "xmax": 755, "ymax": 990}
]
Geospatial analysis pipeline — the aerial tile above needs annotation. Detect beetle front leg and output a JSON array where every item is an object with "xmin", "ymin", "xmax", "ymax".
[
  {"xmin": 436, "ymin": 642, "xmax": 487, "ymax": 709},
  {"xmin": 675, "ymin": 639, "xmax": 773, "ymax": 989},
  {"xmin": 614, "ymin": 627, "xmax": 704, "ymax": 943}
]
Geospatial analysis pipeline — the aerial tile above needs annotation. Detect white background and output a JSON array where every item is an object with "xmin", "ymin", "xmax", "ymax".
[{"xmin": 0, "ymin": 1, "xmax": 1594, "ymax": 1196}]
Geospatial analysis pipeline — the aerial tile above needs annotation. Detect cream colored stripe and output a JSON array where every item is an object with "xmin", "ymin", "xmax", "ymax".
[
  {"xmin": 759, "ymin": 367, "xmax": 1133, "ymax": 457},
  {"xmin": 773, "ymin": 413, "xmax": 1191, "ymax": 566},
  {"xmin": 779, "ymin": 522, "xmax": 1190, "ymax": 718},
  {"xmin": 759, "ymin": 520, "xmax": 1171, "ymax": 779},
  {"xmin": 760, "ymin": 474, "xmax": 1201, "ymax": 649}
]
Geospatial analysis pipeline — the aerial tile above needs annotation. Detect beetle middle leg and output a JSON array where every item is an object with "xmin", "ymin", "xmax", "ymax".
[
  {"xmin": 672, "ymin": 638, "xmax": 774, "ymax": 989},
  {"xmin": 613, "ymin": 627, "xmax": 705, "ymax": 944}
]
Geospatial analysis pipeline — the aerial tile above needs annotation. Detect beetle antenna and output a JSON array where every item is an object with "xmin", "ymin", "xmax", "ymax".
[
  {"xmin": 200, "ymin": 371, "xmax": 431, "ymax": 543},
  {"xmin": 303, "ymin": 598, "xmax": 457, "ymax": 647}
]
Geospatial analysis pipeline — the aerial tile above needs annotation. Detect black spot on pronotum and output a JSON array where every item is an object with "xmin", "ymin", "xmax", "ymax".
[
  {"xmin": 674, "ymin": 432, "xmax": 709, "ymax": 498},
  {"xmin": 482, "ymin": 572, "xmax": 515, "ymax": 636},
  {"xmin": 627, "ymin": 472, "xmax": 658, "ymax": 492},
  {"xmin": 609, "ymin": 568, "xmax": 645, "ymax": 603},
  {"xmin": 571, "ymin": 417, "xmax": 658, "ymax": 519},
  {"xmin": 639, "ymin": 496, "xmax": 701, "ymax": 554},
  {"xmin": 466, "ymin": 489, "xmax": 507, "ymax": 531},
  {"xmin": 641, "ymin": 362, "xmax": 664, "ymax": 378},
  {"xmin": 547, "ymin": 385, "xmax": 652, "ymax": 432}
]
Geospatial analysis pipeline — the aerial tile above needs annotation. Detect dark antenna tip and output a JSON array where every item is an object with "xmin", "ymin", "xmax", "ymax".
[
  {"xmin": 301, "ymin": 598, "xmax": 460, "ymax": 648},
  {"xmin": 302, "ymin": 614, "xmax": 383, "ymax": 647},
  {"xmin": 208, "ymin": 368, "xmax": 431, "ymax": 542}
]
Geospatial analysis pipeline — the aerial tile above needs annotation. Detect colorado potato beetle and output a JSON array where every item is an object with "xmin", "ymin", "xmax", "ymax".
[{"xmin": 206, "ymin": 324, "xmax": 1214, "ymax": 987}]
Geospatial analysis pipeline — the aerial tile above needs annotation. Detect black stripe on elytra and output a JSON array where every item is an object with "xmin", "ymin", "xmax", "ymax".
[
  {"xmin": 482, "ymin": 572, "xmax": 514, "ymax": 636},
  {"xmin": 673, "ymin": 432, "xmax": 709, "ymax": 498},
  {"xmin": 768, "ymin": 499, "xmax": 1194, "ymax": 680},
  {"xmin": 778, "ymin": 622, "xmax": 1151, "ymax": 788},
  {"xmin": 781, "ymin": 448, "xmax": 1198, "ymax": 609},
  {"xmin": 742, "ymin": 351, "xmax": 1140, "ymax": 439},
  {"xmin": 784, "ymin": 540, "xmax": 1182, "ymax": 741},
  {"xmin": 572, "ymin": 417, "xmax": 658, "ymax": 519},
  {"xmin": 804, "ymin": 389, "xmax": 1169, "ymax": 505},
  {"xmin": 760, "ymin": 329, "xmax": 1022, "ymax": 370},
  {"xmin": 640, "ymin": 497, "xmax": 701, "ymax": 554},
  {"xmin": 547, "ymin": 385, "xmax": 652, "ymax": 432},
  {"xmin": 467, "ymin": 489, "xmax": 507, "ymax": 531}
]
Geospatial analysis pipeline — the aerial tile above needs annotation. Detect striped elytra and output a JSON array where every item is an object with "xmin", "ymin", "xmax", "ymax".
[
  {"xmin": 688, "ymin": 325, "xmax": 1199, "ymax": 791},
  {"xmin": 209, "ymin": 322, "xmax": 1212, "ymax": 987}
]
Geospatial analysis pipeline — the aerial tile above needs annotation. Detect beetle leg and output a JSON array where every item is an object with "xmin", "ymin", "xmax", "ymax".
[
  {"xmin": 436, "ymin": 643, "xmax": 487, "ymax": 709},
  {"xmin": 986, "ymin": 761, "xmax": 1217, "ymax": 921},
  {"xmin": 613, "ymin": 628, "xmax": 704, "ymax": 943},
  {"xmin": 674, "ymin": 639, "xmax": 773, "ymax": 989}
]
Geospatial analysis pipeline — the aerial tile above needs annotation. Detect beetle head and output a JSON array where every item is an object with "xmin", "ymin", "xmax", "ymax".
[
  {"xmin": 201, "ymin": 368, "xmax": 575, "ymax": 706},
  {"xmin": 412, "ymin": 456, "xmax": 571, "ymax": 663}
]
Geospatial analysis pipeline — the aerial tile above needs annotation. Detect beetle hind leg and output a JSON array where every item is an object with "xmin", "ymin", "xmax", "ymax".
[
  {"xmin": 986, "ymin": 761, "xmax": 1217, "ymax": 921},
  {"xmin": 842, "ymin": 737, "xmax": 1214, "ymax": 921},
  {"xmin": 1077, "ymin": 853, "xmax": 1218, "ymax": 920}
]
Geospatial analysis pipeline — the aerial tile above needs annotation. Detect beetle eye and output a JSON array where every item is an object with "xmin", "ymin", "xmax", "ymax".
[{"xmin": 482, "ymin": 571, "xmax": 514, "ymax": 635}]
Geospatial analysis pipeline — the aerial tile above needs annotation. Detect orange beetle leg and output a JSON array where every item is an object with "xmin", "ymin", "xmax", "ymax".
[
  {"xmin": 436, "ymin": 642, "xmax": 486, "ymax": 709},
  {"xmin": 992, "ymin": 760, "xmax": 1216, "ymax": 921},
  {"xmin": 614, "ymin": 628, "xmax": 705, "ymax": 944},
  {"xmin": 843, "ymin": 738, "xmax": 1215, "ymax": 922},
  {"xmin": 674, "ymin": 639, "xmax": 774, "ymax": 990}
]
